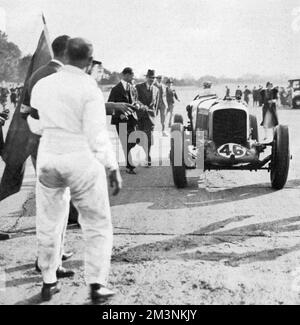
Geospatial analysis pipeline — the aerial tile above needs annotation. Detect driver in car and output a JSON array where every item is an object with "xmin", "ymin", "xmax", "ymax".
[{"xmin": 198, "ymin": 81, "xmax": 217, "ymax": 97}]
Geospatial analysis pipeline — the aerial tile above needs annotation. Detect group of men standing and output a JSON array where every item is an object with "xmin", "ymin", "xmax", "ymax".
[
  {"xmin": 233, "ymin": 85, "xmax": 252, "ymax": 104},
  {"xmin": 230, "ymin": 83, "xmax": 279, "ymax": 140},
  {"xmin": 232, "ymin": 84, "xmax": 275, "ymax": 107},
  {"xmin": 0, "ymin": 33, "xmax": 181, "ymax": 304},
  {"xmin": 108, "ymin": 68, "xmax": 179, "ymax": 174}
]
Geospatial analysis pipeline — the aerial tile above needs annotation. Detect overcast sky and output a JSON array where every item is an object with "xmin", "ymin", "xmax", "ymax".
[{"xmin": 0, "ymin": 0, "xmax": 300, "ymax": 78}]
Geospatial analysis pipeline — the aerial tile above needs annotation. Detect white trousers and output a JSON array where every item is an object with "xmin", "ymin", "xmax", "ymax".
[{"xmin": 36, "ymin": 148, "xmax": 113, "ymax": 285}]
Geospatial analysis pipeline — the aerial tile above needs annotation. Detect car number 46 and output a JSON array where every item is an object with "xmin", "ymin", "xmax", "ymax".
[{"xmin": 218, "ymin": 143, "xmax": 246, "ymax": 158}]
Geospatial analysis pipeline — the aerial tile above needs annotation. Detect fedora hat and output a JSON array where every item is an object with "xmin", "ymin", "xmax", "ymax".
[
  {"xmin": 145, "ymin": 69, "xmax": 156, "ymax": 78},
  {"xmin": 166, "ymin": 78, "xmax": 173, "ymax": 84}
]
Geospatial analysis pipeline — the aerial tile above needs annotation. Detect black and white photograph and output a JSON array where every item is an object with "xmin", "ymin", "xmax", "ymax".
[{"xmin": 0, "ymin": 0, "xmax": 300, "ymax": 307}]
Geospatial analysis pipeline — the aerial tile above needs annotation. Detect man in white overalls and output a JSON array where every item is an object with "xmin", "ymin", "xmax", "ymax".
[{"xmin": 31, "ymin": 38, "xmax": 122, "ymax": 303}]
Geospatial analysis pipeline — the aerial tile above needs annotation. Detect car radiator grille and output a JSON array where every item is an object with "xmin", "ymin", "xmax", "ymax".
[{"xmin": 212, "ymin": 109, "xmax": 247, "ymax": 146}]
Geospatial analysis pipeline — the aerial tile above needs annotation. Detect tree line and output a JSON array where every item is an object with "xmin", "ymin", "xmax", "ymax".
[{"xmin": 1, "ymin": 31, "xmax": 288, "ymax": 86}]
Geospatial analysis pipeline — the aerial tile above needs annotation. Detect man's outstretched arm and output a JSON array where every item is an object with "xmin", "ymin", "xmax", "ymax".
[{"xmin": 105, "ymin": 102, "xmax": 135, "ymax": 116}]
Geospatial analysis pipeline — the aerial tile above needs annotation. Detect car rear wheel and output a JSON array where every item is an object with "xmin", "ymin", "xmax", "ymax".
[
  {"xmin": 250, "ymin": 114, "xmax": 258, "ymax": 141},
  {"xmin": 292, "ymin": 96, "xmax": 300, "ymax": 109},
  {"xmin": 271, "ymin": 125, "xmax": 290, "ymax": 189},
  {"xmin": 173, "ymin": 114, "xmax": 183, "ymax": 124},
  {"xmin": 170, "ymin": 123, "xmax": 187, "ymax": 188}
]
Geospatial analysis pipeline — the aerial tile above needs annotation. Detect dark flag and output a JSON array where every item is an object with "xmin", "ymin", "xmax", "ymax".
[{"xmin": 0, "ymin": 17, "xmax": 52, "ymax": 201}]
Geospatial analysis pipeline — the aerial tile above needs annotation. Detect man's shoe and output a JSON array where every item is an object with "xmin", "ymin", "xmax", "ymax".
[
  {"xmin": 41, "ymin": 282, "xmax": 61, "ymax": 302},
  {"xmin": 56, "ymin": 266, "xmax": 75, "ymax": 278},
  {"xmin": 90, "ymin": 284, "xmax": 115, "ymax": 303},
  {"xmin": 126, "ymin": 168, "xmax": 136, "ymax": 175},
  {"xmin": 146, "ymin": 156, "xmax": 152, "ymax": 168},
  {"xmin": 62, "ymin": 252, "xmax": 74, "ymax": 261}
]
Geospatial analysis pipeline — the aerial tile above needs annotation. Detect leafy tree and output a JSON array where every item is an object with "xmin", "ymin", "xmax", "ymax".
[{"xmin": 0, "ymin": 31, "xmax": 22, "ymax": 82}]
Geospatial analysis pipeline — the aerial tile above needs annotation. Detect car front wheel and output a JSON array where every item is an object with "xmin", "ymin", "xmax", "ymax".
[
  {"xmin": 170, "ymin": 123, "xmax": 187, "ymax": 188},
  {"xmin": 270, "ymin": 125, "xmax": 290, "ymax": 189}
]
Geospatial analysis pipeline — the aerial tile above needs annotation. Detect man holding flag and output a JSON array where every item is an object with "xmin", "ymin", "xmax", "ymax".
[
  {"xmin": 22, "ymin": 34, "xmax": 80, "ymax": 225},
  {"xmin": 0, "ymin": 16, "xmax": 54, "ymax": 243},
  {"xmin": 0, "ymin": 16, "xmax": 53, "ymax": 203}
]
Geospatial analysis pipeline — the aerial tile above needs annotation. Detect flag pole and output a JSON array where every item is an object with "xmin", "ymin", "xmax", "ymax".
[{"xmin": 41, "ymin": 13, "xmax": 53, "ymax": 57}]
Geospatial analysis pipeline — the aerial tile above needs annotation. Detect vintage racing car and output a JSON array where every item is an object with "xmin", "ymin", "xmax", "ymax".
[{"xmin": 170, "ymin": 95, "xmax": 290, "ymax": 190}]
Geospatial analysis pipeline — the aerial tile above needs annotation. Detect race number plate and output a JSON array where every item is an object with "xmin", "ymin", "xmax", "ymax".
[{"xmin": 217, "ymin": 143, "xmax": 246, "ymax": 158}]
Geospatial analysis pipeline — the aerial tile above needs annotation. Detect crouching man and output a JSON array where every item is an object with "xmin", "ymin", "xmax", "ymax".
[{"xmin": 31, "ymin": 38, "xmax": 122, "ymax": 303}]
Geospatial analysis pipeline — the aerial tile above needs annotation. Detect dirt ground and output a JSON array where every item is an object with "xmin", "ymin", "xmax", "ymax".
[{"xmin": 1, "ymin": 90, "xmax": 300, "ymax": 305}]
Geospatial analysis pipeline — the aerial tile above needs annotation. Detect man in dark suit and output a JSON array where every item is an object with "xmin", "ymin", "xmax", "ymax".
[
  {"xmin": 235, "ymin": 86, "xmax": 242, "ymax": 100},
  {"xmin": 24, "ymin": 36, "xmax": 80, "ymax": 226},
  {"xmin": 23, "ymin": 35, "xmax": 71, "ymax": 167},
  {"xmin": 260, "ymin": 82, "xmax": 279, "ymax": 140},
  {"xmin": 135, "ymin": 69, "xmax": 159, "ymax": 167},
  {"xmin": 108, "ymin": 67, "xmax": 137, "ymax": 174},
  {"xmin": 154, "ymin": 75, "xmax": 168, "ymax": 136}
]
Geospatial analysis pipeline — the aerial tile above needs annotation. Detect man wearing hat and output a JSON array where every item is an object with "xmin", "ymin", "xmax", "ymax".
[
  {"xmin": 135, "ymin": 69, "xmax": 159, "ymax": 167},
  {"xmin": 165, "ymin": 78, "xmax": 180, "ymax": 128},
  {"xmin": 108, "ymin": 67, "xmax": 138, "ymax": 174},
  {"xmin": 199, "ymin": 81, "xmax": 216, "ymax": 97},
  {"xmin": 154, "ymin": 75, "xmax": 168, "ymax": 136}
]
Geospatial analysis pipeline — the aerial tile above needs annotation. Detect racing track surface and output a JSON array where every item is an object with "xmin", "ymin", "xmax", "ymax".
[{"xmin": 1, "ymin": 93, "xmax": 300, "ymax": 304}]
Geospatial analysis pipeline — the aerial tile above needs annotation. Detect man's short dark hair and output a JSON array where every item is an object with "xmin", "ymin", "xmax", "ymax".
[
  {"xmin": 52, "ymin": 35, "xmax": 70, "ymax": 57},
  {"xmin": 122, "ymin": 67, "xmax": 133, "ymax": 75},
  {"xmin": 66, "ymin": 38, "xmax": 93, "ymax": 61}
]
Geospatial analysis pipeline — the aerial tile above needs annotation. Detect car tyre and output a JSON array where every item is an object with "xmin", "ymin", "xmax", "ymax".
[
  {"xmin": 271, "ymin": 125, "xmax": 290, "ymax": 189},
  {"xmin": 170, "ymin": 123, "xmax": 187, "ymax": 188},
  {"xmin": 249, "ymin": 114, "xmax": 258, "ymax": 141},
  {"xmin": 292, "ymin": 96, "xmax": 300, "ymax": 109}
]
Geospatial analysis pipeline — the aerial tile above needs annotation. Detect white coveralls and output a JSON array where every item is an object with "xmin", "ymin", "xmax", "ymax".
[{"xmin": 31, "ymin": 65, "xmax": 118, "ymax": 285}]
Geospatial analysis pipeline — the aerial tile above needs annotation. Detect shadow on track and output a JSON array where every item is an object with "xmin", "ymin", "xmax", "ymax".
[
  {"xmin": 110, "ymin": 170, "xmax": 300, "ymax": 210},
  {"xmin": 112, "ymin": 215, "xmax": 300, "ymax": 265}
]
